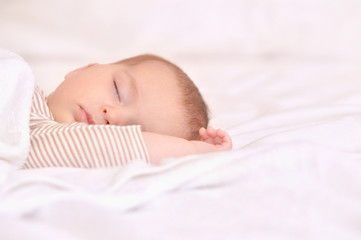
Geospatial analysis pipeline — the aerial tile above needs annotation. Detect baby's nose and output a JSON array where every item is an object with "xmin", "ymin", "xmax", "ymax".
[
  {"xmin": 101, "ymin": 105, "xmax": 123, "ymax": 125},
  {"xmin": 101, "ymin": 106, "xmax": 111, "ymax": 125}
]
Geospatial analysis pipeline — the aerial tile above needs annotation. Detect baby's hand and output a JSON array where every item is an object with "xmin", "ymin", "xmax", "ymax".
[{"xmin": 199, "ymin": 126, "xmax": 232, "ymax": 151}]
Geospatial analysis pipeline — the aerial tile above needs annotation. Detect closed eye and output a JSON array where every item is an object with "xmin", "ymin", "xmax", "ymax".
[{"xmin": 113, "ymin": 80, "xmax": 121, "ymax": 102}]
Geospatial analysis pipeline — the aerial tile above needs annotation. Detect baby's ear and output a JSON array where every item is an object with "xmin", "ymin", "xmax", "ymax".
[{"xmin": 65, "ymin": 63, "xmax": 97, "ymax": 79}]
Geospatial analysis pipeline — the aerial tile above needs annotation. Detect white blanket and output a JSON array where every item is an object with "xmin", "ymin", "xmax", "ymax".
[
  {"xmin": 0, "ymin": 49, "xmax": 34, "ymax": 172},
  {"xmin": 1, "ymin": 59, "xmax": 361, "ymax": 240}
]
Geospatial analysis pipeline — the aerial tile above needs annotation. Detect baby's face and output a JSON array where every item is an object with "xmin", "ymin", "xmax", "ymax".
[{"xmin": 47, "ymin": 60, "xmax": 188, "ymax": 138}]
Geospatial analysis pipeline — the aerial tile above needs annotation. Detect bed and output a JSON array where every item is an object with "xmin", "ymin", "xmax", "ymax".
[{"xmin": 1, "ymin": 0, "xmax": 361, "ymax": 239}]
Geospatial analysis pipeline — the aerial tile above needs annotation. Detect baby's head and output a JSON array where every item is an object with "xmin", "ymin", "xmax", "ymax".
[{"xmin": 47, "ymin": 54, "xmax": 208, "ymax": 140}]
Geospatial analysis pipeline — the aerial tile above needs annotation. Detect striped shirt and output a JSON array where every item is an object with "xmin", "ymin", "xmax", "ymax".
[{"xmin": 23, "ymin": 85, "xmax": 150, "ymax": 168}]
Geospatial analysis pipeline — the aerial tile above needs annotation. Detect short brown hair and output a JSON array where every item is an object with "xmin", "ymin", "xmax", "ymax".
[{"xmin": 115, "ymin": 54, "xmax": 209, "ymax": 140}]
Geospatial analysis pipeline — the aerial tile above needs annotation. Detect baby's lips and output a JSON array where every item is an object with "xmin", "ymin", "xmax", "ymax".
[
  {"xmin": 79, "ymin": 106, "xmax": 95, "ymax": 124},
  {"xmin": 85, "ymin": 110, "xmax": 95, "ymax": 124}
]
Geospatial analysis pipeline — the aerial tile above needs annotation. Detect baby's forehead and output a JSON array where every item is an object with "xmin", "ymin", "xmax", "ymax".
[
  {"xmin": 126, "ymin": 60, "xmax": 178, "ymax": 82},
  {"xmin": 133, "ymin": 59, "xmax": 174, "ymax": 72}
]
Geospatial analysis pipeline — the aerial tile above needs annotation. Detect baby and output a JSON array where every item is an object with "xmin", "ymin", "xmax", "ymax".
[{"xmin": 25, "ymin": 54, "xmax": 232, "ymax": 168}]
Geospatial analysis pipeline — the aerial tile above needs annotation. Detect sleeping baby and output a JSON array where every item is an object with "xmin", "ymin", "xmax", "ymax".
[{"xmin": 25, "ymin": 54, "xmax": 232, "ymax": 168}]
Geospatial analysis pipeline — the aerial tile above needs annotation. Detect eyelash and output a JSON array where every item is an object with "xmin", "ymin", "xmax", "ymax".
[{"xmin": 113, "ymin": 80, "xmax": 121, "ymax": 102}]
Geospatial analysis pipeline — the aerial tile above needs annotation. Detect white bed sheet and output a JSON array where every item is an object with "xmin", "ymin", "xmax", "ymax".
[{"xmin": 1, "ymin": 0, "xmax": 361, "ymax": 239}]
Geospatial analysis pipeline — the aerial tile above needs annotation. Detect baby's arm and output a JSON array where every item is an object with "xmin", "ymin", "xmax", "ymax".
[{"xmin": 142, "ymin": 126, "xmax": 232, "ymax": 165}]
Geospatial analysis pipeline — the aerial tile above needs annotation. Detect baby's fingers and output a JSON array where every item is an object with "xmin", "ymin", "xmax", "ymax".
[
  {"xmin": 199, "ymin": 128, "xmax": 215, "ymax": 145},
  {"xmin": 206, "ymin": 126, "xmax": 217, "ymax": 138},
  {"xmin": 199, "ymin": 127, "xmax": 232, "ymax": 150},
  {"xmin": 214, "ymin": 129, "xmax": 227, "ymax": 145},
  {"xmin": 216, "ymin": 129, "xmax": 226, "ymax": 138},
  {"xmin": 217, "ymin": 129, "xmax": 232, "ymax": 149},
  {"xmin": 199, "ymin": 127, "xmax": 209, "ymax": 140}
]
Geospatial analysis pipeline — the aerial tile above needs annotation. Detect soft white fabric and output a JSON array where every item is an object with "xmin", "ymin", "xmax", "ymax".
[
  {"xmin": 1, "ymin": 0, "xmax": 361, "ymax": 239},
  {"xmin": 1, "ymin": 60, "xmax": 361, "ymax": 240},
  {"xmin": 0, "ymin": 49, "xmax": 34, "ymax": 172}
]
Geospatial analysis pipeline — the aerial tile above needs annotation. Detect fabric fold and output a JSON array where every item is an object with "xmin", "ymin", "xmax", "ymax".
[{"xmin": 0, "ymin": 49, "xmax": 35, "ymax": 170}]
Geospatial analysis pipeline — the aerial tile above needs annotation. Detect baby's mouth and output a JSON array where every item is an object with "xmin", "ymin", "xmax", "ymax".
[{"xmin": 79, "ymin": 106, "xmax": 95, "ymax": 124}]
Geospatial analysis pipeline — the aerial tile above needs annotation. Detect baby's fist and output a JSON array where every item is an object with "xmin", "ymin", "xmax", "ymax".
[{"xmin": 199, "ymin": 126, "xmax": 232, "ymax": 151}]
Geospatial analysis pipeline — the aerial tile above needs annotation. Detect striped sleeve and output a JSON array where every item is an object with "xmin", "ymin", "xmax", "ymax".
[
  {"xmin": 24, "ymin": 123, "xmax": 150, "ymax": 168},
  {"xmin": 24, "ymin": 84, "xmax": 150, "ymax": 169},
  {"xmin": 29, "ymin": 85, "xmax": 55, "ymax": 129}
]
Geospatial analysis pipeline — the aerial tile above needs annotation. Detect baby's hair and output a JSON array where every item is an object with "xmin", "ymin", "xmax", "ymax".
[{"xmin": 114, "ymin": 54, "xmax": 209, "ymax": 140}]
